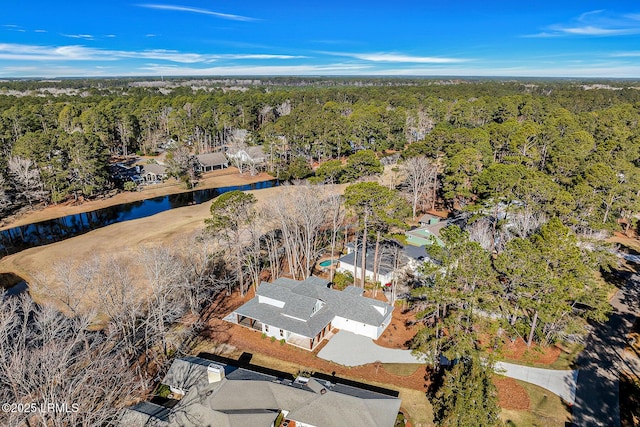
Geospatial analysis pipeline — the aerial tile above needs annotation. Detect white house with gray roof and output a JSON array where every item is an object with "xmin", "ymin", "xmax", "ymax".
[
  {"xmin": 228, "ymin": 276, "xmax": 393, "ymax": 350},
  {"xmin": 120, "ymin": 356, "xmax": 401, "ymax": 427},
  {"xmin": 196, "ymin": 152, "xmax": 229, "ymax": 172}
]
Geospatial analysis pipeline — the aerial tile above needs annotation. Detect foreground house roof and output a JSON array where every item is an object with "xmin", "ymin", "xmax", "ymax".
[{"xmin": 121, "ymin": 356, "xmax": 401, "ymax": 427}]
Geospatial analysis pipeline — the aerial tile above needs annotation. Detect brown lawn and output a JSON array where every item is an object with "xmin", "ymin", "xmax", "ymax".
[
  {"xmin": 0, "ymin": 183, "xmax": 346, "ymax": 307},
  {"xmin": 375, "ymin": 304, "xmax": 420, "ymax": 350},
  {"xmin": 500, "ymin": 338, "xmax": 562, "ymax": 365},
  {"xmin": 494, "ymin": 376, "xmax": 530, "ymax": 410}
]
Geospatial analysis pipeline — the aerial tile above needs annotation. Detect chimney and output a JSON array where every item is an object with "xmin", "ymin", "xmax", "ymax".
[{"xmin": 207, "ymin": 364, "xmax": 225, "ymax": 383}]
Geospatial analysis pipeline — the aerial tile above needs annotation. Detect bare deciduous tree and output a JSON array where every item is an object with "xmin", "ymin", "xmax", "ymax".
[
  {"xmin": 263, "ymin": 185, "xmax": 338, "ymax": 279},
  {"xmin": 508, "ymin": 208, "xmax": 546, "ymax": 239},
  {"xmin": 0, "ymin": 295, "xmax": 148, "ymax": 427},
  {"xmin": 0, "ymin": 174, "xmax": 11, "ymax": 213},
  {"xmin": 403, "ymin": 156, "xmax": 438, "ymax": 219},
  {"xmin": 7, "ymin": 156, "xmax": 47, "ymax": 206},
  {"xmin": 467, "ymin": 218, "xmax": 494, "ymax": 252}
]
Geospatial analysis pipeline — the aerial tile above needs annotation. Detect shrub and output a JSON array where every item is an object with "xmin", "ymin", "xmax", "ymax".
[
  {"xmin": 123, "ymin": 181, "xmax": 137, "ymax": 191},
  {"xmin": 270, "ymin": 336, "xmax": 276, "ymax": 343},
  {"xmin": 155, "ymin": 384, "xmax": 171, "ymax": 398},
  {"xmin": 332, "ymin": 271, "xmax": 354, "ymax": 290},
  {"xmin": 280, "ymin": 338, "xmax": 286, "ymax": 345},
  {"xmin": 261, "ymin": 333, "xmax": 267, "ymax": 339}
]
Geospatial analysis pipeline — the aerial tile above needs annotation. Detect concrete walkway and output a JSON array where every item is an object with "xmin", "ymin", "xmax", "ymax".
[
  {"xmin": 495, "ymin": 361, "xmax": 578, "ymax": 404},
  {"xmin": 319, "ymin": 331, "xmax": 578, "ymax": 404},
  {"xmin": 318, "ymin": 331, "xmax": 425, "ymax": 366}
]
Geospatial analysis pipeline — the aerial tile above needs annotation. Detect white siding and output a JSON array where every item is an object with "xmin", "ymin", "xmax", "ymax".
[
  {"xmin": 332, "ymin": 316, "xmax": 380, "ymax": 339},
  {"xmin": 336, "ymin": 262, "xmax": 393, "ymax": 285},
  {"xmin": 376, "ymin": 310, "xmax": 393, "ymax": 339},
  {"xmin": 262, "ymin": 323, "xmax": 286, "ymax": 339},
  {"xmin": 257, "ymin": 295, "xmax": 285, "ymax": 308}
]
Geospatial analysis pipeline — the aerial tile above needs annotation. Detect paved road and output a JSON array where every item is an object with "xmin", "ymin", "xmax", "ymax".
[
  {"xmin": 572, "ymin": 271, "xmax": 640, "ymax": 427},
  {"xmin": 319, "ymin": 331, "xmax": 578, "ymax": 404}
]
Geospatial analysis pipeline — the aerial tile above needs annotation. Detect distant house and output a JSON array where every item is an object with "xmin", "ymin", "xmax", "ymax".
[
  {"xmin": 418, "ymin": 212, "xmax": 445, "ymax": 227},
  {"xmin": 406, "ymin": 213, "xmax": 448, "ymax": 247},
  {"xmin": 337, "ymin": 242, "xmax": 429, "ymax": 285},
  {"xmin": 120, "ymin": 356, "xmax": 401, "ymax": 427},
  {"xmin": 226, "ymin": 145, "xmax": 266, "ymax": 165},
  {"xmin": 140, "ymin": 163, "xmax": 168, "ymax": 183},
  {"xmin": 226, "ymin": 145, "xmax": 267, "ymax": 175},
  {"xmin": 196, "ymin": 152, "xmax": 229, "ymax": 172},
  {"xmin": 228, "ymin": 276, "xmax": 393, "ymax": 349}
]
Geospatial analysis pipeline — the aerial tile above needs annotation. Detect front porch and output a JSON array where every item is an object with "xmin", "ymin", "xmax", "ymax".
[
  {"xmin": 234, "ymin": 313, "xmax": 263, "ymax": 331},
  {"xmin": 286, "ymin": 322, "xmax": 333, "ymax": 351}
]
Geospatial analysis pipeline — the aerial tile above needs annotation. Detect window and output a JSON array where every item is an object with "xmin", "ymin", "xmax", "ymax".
[
  {"xmin": 265, "ymin": 325, "xmax": 269, "ymax": 332},
  {"xmin": 280, "ymin": 329, "xmax": 284, "ymax": 337}
]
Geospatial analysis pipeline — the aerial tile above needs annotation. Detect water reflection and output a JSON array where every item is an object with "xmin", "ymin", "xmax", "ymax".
[{"xmin": 0, "ymin": 180, "xmax": 276, "ymax": 257}]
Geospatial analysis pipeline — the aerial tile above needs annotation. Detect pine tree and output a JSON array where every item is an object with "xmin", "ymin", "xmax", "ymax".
[{"xmin": 432, "ymin": 357, "xmax": 500, "ymax": 427}]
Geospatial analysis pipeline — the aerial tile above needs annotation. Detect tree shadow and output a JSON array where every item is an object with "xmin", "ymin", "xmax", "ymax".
[{"xmin": 571, "ymin": 263, "xmax": 639, "ymax": 426}]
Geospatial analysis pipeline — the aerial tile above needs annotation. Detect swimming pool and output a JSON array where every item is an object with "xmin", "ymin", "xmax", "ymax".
[{"xmin": 319, "ymin": 259, "xmax": 336, "ymax": 267}]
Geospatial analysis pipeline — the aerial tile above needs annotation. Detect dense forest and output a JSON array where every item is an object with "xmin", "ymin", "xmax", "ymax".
[
  {"xmin": 1, "ymin": 78, "xmax": 639, "ymax": 236},
  {"xmin": 2, "ymin": 77, "xmax": 639, "ymax": 425}
]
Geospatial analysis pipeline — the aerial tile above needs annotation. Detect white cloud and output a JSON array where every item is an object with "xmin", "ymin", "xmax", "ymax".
[
  {"xmin": 4, "ymin": 60, "xmax": 639, "ymax": 79},
  {"xmin": 610, "ymin": 51, "xmax": 640, "ymax": 57},
  {"xmin": 137, "ymin": 63, "xmax": 370, "ymax": 76},
  {"xmin": 62, "ymin": 34, "xmax": 95, "ymax": 40},
  {"xmin": 0, "ymin": 43, "xmax": 305, "ymax": 64},
  {"xmin": 34, "ymin": 29, "xmax": 47, "ymax": 33},
  {"xmin": 525, "ymin": 10, "xmax": 640, "ymax": 38},
  {"xmin": 137, "ymin": 4, "xmax": 258, "ymax": 22},
  {"xmin": 321, "ymin": 51, "xmax": 467, "ymax": 63}
]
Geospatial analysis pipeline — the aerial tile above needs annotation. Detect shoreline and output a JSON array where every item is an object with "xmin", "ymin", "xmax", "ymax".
[{"xmin": 0, "ymin": 168, "xmax": 273, "ymax": 231}]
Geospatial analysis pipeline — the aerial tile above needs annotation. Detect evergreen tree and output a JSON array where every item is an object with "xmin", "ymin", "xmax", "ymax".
[{"xmin": 432, "ymin": 356, "xmax": 500, "ymax": 427}]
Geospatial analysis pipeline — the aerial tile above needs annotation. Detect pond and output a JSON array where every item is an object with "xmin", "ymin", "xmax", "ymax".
[
  {"xmin": 0, "ymin": 272, "xmax": 28, "ymax": 296},
  {"xmin": 0, "ymin": 180, "xmax": 277, "ymax": 258}
]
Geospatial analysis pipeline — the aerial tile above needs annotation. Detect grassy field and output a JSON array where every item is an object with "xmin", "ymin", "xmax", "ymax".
[
  {"xmin": 0, "ymin": 184, "xmax": 345, "ymax": 308},
  {"xmin": 500, "ymin": 380, "xmax": 571, "ymax": 427},
  {"xmin": 383, "ymin": 363, "xmax": 423, "ymax": 377}
]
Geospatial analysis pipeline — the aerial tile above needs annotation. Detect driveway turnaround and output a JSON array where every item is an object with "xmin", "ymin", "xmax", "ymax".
[
  {"xmin": 319, "ymin": 331, "xmax": 578, "ymax": 405},
  {"xmin": 495, "ymin": 361, "xmax": 578, "ymax": 405},
  {"xmin": 318, "ymin": 331, "xmax": 425, "ymax": 366}
]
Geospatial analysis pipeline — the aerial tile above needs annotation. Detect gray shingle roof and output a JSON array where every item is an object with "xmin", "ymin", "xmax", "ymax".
[
  {"xmin": 196, "ymin": 152, "xmax": 228, "ymax": 167},
  {"xmin": 162, "ymin": 356, "xmax": 217, "ymax": 391},
  {"xmin": 338, "ymin": 249, "xmax": 402, "ymax": 277},
  {"xmin": 233, "ymin": 276, "xmax": 392, "ymax": 337},
  {"xmin": 119, "ymin": 402, "xmax": 170, "ymax": 426},
  {"xmin": 123, "ymin": 357, "xmax": 401, "ymax": 427},
  {"xmin": 234, "ymin": 295, "xmax": 335, "ymax": 338},
  {"xmin": 292, "ymin": 280, "xmax": 390, "ymax": 325},
  {"xmin": 141, "ymin": 163, "xmax": 167, "ymax": 176}
]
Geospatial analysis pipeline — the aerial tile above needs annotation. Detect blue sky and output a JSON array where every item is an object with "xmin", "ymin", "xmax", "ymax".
[{"xmin": 1, "ymin": 1, "xmax": 640, "ymax": 78}]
